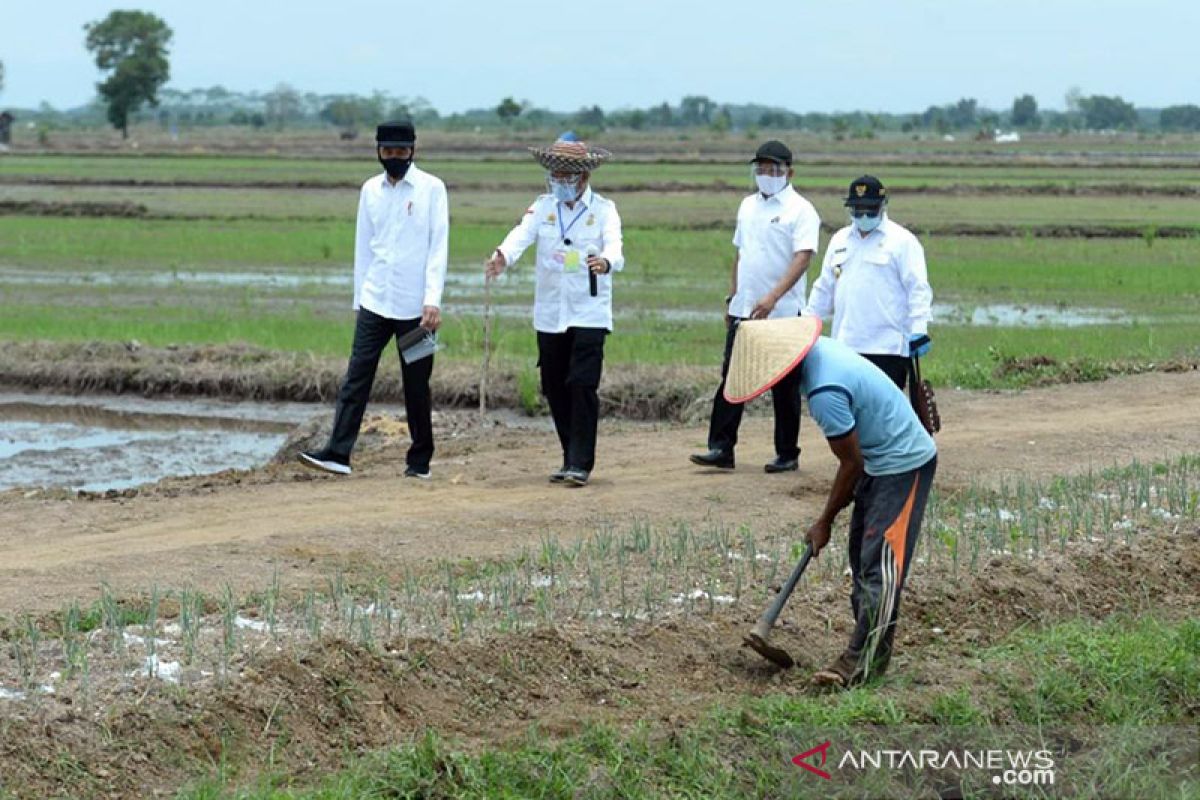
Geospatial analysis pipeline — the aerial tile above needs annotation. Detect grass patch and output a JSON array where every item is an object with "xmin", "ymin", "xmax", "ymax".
[{"xmin": 175, "ymin": 616, "xmax": 1198, "ymax": 799}]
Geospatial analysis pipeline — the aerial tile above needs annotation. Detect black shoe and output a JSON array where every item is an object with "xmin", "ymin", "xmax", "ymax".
[
  {"xmin": 298, "ymin": 449, "xmax": 351, "ymax": 475},
  {"xmin": 689, "ymin": 449, "xmax": 734, "ymax": 469},
  {"xmin": 563, "ymin": 468, "xmax": 590, "ymax": 487},
  {"xmin": 549, "ymin": 465, "xmax": 569, "ymax": 483},
  {"xmin": 404, "ymin": 465, "xmax": 431, "ymax": 480},
  {"xmin": 764, "ymin": 456, "xmax": 799, "ymax": 474}
]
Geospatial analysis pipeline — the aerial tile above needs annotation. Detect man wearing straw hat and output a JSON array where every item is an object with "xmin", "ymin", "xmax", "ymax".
[
  {"xmin": 724, "ymin": 316, "xmax": 937, "ymax": 687},
  {"xmin": 690, "ymin": 140, "xmax": 820, "ymax": 474},
  {"xmin": 298, "ymin": 120, "xmax": 448, "ymax": 479},
  {"xmin": 484, "ymin": 132, "xmax": 624, "ymax": 487},
  {"xmin": 805, "ymin": 175, "xmax": 932, "ymax": 390}
]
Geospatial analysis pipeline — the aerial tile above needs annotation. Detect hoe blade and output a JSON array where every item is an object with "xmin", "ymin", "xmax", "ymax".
[{"xmin": 742, "ymin": 631, "xmax": 795, "ymax": 669}]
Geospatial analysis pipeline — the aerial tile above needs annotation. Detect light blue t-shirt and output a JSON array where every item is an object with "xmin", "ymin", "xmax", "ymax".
[{"xmin": 799, "ymin": 337, "xmax": 937, "ymax": 476}]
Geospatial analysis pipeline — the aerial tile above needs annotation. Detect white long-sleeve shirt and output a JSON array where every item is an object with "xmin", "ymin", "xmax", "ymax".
[
  {"xmin": 804, "ymin": 215, "xmax": 932, "ymax": 356},
  {"xmin": 353, "ymin": 165, "xmax": 449, "ymax": 319},
  {"xmin": 729, "ymin": 184, "xmax": 820, "ymax": 319},
  {"xmin": 496, "ymin": 187, "xmax": 625, "ymax": 332}
]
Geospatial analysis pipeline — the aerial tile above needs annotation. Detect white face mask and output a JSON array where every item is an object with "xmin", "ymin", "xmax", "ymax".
[
  {"xmin": 549, "ymin": 176, "xmax": 581, "ymax": 203},
  {"xmin": 851, "ymin": 211, "xmax": 883, "ymax": 233},
  {"xmin": 754, "ymin": 173, "xmax": 788, "ymax": 197}
]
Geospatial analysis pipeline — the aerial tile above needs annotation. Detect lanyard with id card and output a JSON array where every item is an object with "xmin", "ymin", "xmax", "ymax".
[{"xmin": 555, "ymin": 202, "xmax": 588, "ymax": 273}]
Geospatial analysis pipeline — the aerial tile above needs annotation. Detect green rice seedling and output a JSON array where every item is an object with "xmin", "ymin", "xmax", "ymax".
[
  {"xmin": 12, "ymin": 614, "xmax": 40, "ymax": 690},
  {"xmin": 60, "ymin": 601, "xmax": 86, "ymax": 680},
  {"xmin": 638, "ymin": 520, "xmax": 655, "ymax": 554},
  {"xmin": 303, "ymin": 589, "xmax": 319, "ymax": 640},
  {"xmin": 177, "ymin": 589, "xmax": 201, "ymax": 666},
  {"xmin": 145, "ymin": 585, "xmax": 160, "ymax": 666},
  {"xmin": 99, "ymin": 583, "xmax": 126, "ymax": 656},
  {"xmin": 264, "ymin": 569, "xmax": 280, "ymax": 639},
  {"xmin": 220, "ymin": 585, "xmax": 237, "ymax": 681}
]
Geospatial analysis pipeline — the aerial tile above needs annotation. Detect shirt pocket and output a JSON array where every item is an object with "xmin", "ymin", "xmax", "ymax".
[{"xmin": 864, "ymin": 250, "xmax": 892, "ymax": 270}]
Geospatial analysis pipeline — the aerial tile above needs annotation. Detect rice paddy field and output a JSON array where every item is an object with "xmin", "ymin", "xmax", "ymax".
[
  {"xmin": 2, "ymin": 132, "xmax": 1199, "ymax": 393},
  {"xmin": 1, "ymin": 130, "xmax": 1198, "ymax": 798}
]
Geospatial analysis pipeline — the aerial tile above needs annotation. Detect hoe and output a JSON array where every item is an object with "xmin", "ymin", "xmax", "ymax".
[{"xmin": 742, "ymin": 541, "xmax": 813, "ymax": 668}]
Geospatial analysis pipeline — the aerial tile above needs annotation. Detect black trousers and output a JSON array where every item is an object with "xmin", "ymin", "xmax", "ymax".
[
  {"xmin": 326, "ymin": 308, "xmax": 434, "ymax": 471},
  {"xmin": 863, "ymin": 353, "xmax": 909, "ymax": 391},
  {"xmin": 537, "ymin": 327, "xmax": 606, "ymax": 472},
  {"xmin": 846, "ymin": 455, "xmax": 937, "ymax": 682},
  {"xmin": 705, "ymin": 318, "xmax": 801, "ymax": 460}
]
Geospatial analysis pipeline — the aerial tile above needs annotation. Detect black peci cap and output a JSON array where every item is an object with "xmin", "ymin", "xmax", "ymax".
[
  {"xmin": 376, "ymin": 120, "xmax": 416, "ymax": 147},
  {"xmin": 844, "ymin": 175, "xmax": 887, "ymax": 207},
  {"xmin": 750, "ymin": 140, "xmax": 792, "ymax": 166}
]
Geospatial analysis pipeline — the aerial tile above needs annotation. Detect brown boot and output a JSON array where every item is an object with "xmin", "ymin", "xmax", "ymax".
[{"xmin": 811, "ymin": 650, "xmax": 861, "ymax": 689}]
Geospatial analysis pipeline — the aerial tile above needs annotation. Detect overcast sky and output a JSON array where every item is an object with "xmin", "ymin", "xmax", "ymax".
[{"xmin": 2, "ymin": 0, "xmax": 1195, "ymax": 113}]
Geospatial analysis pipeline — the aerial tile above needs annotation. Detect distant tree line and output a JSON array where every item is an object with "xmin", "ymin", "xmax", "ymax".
[
  {"xmin": 4, "ymin": 11, "xmax": 1198, "ymax": 137},
  {"xmin": 19, "ymin": 87, "xmax": 1200, "ymax": 137}
]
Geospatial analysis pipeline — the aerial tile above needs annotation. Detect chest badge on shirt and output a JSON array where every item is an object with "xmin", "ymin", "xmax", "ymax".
[
  {"xmin": 834, "ymin": 266, "xmax": 843, "ymax": 279},
  {"xmin": 586, "ymin": 214, "xmax": 595, "ymax": 226},
  {"xmin": 547, "ymin": 213, "xmax": 557, "ymax": 224}
]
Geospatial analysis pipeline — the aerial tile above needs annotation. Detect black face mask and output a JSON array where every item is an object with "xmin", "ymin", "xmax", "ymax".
[{"xmin": 379, "ymin": 155, "xmax": 413, "ymax": 181}]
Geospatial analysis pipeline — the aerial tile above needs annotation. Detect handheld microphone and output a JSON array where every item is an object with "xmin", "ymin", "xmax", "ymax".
[{"xmin": 586, "ymin": 244, "xmax": 600, "ymax": 297}]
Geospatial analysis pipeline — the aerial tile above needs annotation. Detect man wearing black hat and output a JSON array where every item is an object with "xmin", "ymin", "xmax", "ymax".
[
  {"xmin": 805, "ymin": 175, "xmax": 932, "ymax": 391},
  {"xmin": 690, "ymin": 140, "xmax": 821, "ymax": 473},
  {"xmin": 299, "ymin": 120, "xmax": 449, "ymax": 478}
]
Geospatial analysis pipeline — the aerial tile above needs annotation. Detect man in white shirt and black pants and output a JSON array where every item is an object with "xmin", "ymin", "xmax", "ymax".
[
  {"xmin": 299, "ymin": 120, "xmax": 449, "ymax": 478},
  {"xmin": 805, "ymin": 175, "xmax": 932, "ymax": 390},
  {"xmin": 484, "ymin": 134, "xmax": 624, "ymax": 487},
  {"xmin": 690, "ymin": 141, "xmax": 820, "ymax": 473}
]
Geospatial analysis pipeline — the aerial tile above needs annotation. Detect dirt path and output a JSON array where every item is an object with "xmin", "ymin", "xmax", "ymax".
[{"xmin": 2, "ymin": 370, "xmax": 1198, "ymax": 614}]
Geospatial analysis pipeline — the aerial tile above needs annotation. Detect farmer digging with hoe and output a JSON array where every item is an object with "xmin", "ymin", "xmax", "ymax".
[
  {"xmin": 299, "ymin": 120, "xmax": 449, "ymax": 478},
  {"xmin": 725, "ymin": 316, "xmax": 937, "ymax": 686},
  {"xmin": 484, "ymin": 133, "xmax": 624, "ymax": 487},
  {"xmin": 690, "ymin": 140, "xmax": 820, "ymax": 474}
]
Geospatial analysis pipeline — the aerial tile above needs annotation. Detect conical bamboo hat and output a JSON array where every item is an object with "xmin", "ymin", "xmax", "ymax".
[{"xmin": 723, "ymin": 316, "xmax": 822, "ymax": 403}]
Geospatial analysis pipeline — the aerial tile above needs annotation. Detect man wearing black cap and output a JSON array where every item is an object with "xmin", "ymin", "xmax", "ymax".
[
  {"xmin": 299, "ymin": 120, "xmax": 449, "ymax": 478},
  {"xmin": 690, "ymin": 140, "xmax": 820, "ymax": 473},
  {"xmin": 805, "ymin": 176, "xmax": 932, "ymax": 391}
]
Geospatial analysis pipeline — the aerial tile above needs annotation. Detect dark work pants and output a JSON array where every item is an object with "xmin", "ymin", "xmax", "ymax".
[
  {"xmin": 537, "ymin": 327, "xmax": 606, "ymax": 472},
  {"xmin": 846, "ymin": 455, "xmax": 937, "ymax": 682},
  {"xmin": 326, "ymin": 308, "xmax": 434, "ymax": 471},
  {"xmin": 863, "ymin": 353, "xmax": 909, "ymax": 391},
  {"xmin": 706, "ymin": 318, "xmax": 801, "ymax": 460}
]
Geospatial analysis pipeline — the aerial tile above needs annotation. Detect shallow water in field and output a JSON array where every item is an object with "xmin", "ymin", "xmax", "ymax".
[
  {"xmin": 0, "ymin": 393, "xmax": 318, "ymax": 493},
  {"xmin": 0, "ymin": 267, "xmax": 1139, "ymax": 327}
]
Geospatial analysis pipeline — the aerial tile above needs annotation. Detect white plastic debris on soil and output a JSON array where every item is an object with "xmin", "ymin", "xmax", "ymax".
[
  {"xmin": 725, "ymin": 552, "xmax": 774, "ymax": 563},
  {"xmin": 671, "ymin": 589, "xmax": 735, "ymax": 606},
  {"xmin": 234, "ymin": 615, "xmax": 268, "ymax": 632},
  {"xmin": 131, "ymin": 654, "xmax": 182, "ymax": 684}
]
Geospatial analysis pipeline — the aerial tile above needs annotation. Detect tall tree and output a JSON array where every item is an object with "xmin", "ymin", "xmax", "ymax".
[
  {"xmin": 265, "ymin": 83, "xmax": 301, "ymax": 129},
  {"xmin": 1011, "ymin": 94, "xmax": 1039, "ymax": 128},
  {"xmin": 495, "ymin": 96, "xmax": 522, "ymax": 122},
  {"xmin": 1160, "ymin": 105, "xmax": 1200, "ymax": 132},
  {"xmin": 1078, "ymin": 94, "xmax": 1138, "ymax": 130},
  {"xmin": 83, "ymin": 11, "xmax": 173, "ymax": 138}
]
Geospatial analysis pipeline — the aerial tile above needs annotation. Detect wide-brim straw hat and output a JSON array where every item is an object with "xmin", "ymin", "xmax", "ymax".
[
  {"xmin": 529, "ymin": 138, "xmax": 612, "ymax": 173},
  {"xmin": 723, "ymin": 316, "xmax": 822, "ymax": 403}
]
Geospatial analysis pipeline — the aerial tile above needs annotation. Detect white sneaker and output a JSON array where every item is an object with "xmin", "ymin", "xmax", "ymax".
[{"xmin": 298, "ymin": 451, "xmax": 352, "ymax": 475}]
